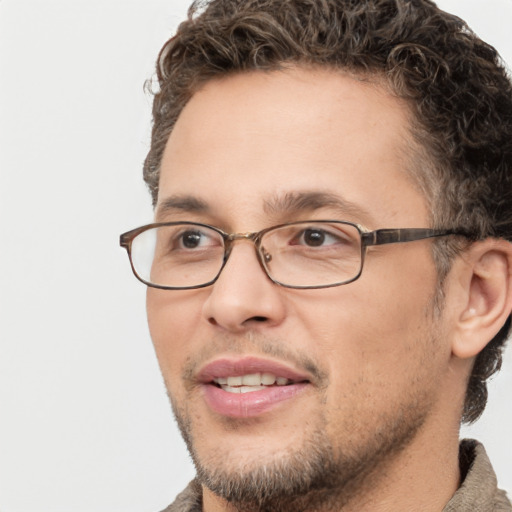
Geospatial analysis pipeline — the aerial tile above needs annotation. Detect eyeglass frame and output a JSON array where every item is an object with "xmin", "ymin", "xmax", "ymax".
[{"xmin": 119, "ymin": 220, "xmax": 468, "ymax": 290}]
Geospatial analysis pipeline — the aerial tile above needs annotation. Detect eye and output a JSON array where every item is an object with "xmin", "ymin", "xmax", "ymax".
[
  {"xmin": 295, "ymin": 228, "xmax": 343, "ymax": 247},
  {"xmin": 180, "ymin": 230, "xmax": 202, "ymax": 249},
  {"xmin": 302, "ymin": 229, "xmax": 328, "ymax": 246},
  {"xmin": 176, "ymin": 229, "xmax": 217, "ymax": 249}
]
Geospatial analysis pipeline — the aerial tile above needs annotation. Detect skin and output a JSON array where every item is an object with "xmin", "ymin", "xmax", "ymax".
[{"xmin": 146, "ymin": 67, "xmax": 512, "ymax": 511}]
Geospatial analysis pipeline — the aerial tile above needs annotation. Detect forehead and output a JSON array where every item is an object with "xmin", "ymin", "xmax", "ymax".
[{"xmin": 158, "ymin": 67, "xmax": 428, "ymax": 228}]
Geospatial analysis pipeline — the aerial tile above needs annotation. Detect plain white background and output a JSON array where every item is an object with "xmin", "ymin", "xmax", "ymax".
[{"xmin": 0, "ymin": 1, "xmax": 511, "ymax": 511}]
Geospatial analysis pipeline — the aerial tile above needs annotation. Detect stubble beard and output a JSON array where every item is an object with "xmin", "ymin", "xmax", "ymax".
[
  {"xmin": 168, "ymin": 372, "xmax": 434, "ymax": 512},
  {"xmin": 173, "ymin": 392, "xmax": 427, "ymax": 512}
]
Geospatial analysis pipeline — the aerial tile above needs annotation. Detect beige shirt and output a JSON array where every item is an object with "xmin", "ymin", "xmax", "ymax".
[
  {"xmin": 444, "ymin": 439, "xmax": 510, "ymax": 511},
  {"xmin": 161, "ymin": 439, "xmax": 511, "ymax": 511}
]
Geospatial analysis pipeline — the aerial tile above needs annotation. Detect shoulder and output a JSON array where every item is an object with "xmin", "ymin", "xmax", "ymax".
[
  {"xmin": 443, "ymin": 439, "xmax": 511, "ymax": 511},
  {"xmin": 159, "ymin": 479, "xmax": 202, "ymax": 512}
]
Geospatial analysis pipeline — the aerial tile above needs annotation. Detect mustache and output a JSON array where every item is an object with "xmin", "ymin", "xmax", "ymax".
[{"xmin": 181, "ymin": 331, "xmax": 328, "ymax": 386}]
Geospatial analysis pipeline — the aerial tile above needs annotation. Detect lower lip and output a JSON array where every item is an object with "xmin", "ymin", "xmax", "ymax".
[{"xmin": 202, "ymin": 383, "xmax": 309, "ymax": 418}]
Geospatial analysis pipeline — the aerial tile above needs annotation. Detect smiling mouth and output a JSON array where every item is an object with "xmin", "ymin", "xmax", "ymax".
[
  {"xmin": 212, "ymin": 372, "xmax": 307, "ymax": 394},
  {"xmin": 198, "ymin": 358, "xmax": 313, "ymax": 417}
]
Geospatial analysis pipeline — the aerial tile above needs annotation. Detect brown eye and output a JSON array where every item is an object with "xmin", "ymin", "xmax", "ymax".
[
  {"xmin": 303, "ymin": 229, "xmax": 325, "ymax": 246},
  {"xmin": 181, "ymin": 231, "xmax": 202, "ymax": 248}
]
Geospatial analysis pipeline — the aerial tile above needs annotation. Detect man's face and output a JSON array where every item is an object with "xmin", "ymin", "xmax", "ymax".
[{"xmin": 147, "ymin": 68, "xmax": 453, "ymax": 507}]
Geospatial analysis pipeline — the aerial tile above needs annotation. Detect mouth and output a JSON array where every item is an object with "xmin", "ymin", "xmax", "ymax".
[
  {"xmin": 198, "ymin": 357, "xmax": 311, "ymax": 418},
  {"xmin": 212, "ymin": 372, "xmax": 301, "ymax": 393}
]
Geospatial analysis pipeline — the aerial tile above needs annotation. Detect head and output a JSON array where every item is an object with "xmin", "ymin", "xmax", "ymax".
[
  {"xmin": 138, "ymin": 0, "xmax": 512, "ymax": 509},
  {"xmin": 144, "ymin": 0, "xmax": 512, "ymax": 424}
]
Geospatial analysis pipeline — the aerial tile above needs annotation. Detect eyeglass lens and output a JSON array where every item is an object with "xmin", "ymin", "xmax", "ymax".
[{"xmin": 129, "ymin": 222, "xmax": 363, "ymax": 289}]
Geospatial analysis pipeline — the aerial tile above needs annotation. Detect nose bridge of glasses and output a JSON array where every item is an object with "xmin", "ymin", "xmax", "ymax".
[
  {"xmin": 224, "ymin": 231, "xmax": 261, "ymax": 252},
  {"xmin": 223, "ymin": 231, "xmax": 268, "ymax": 270},
  {"xmin": 227, "ymin": 232, "xmax": 259, "ymax": 242}
]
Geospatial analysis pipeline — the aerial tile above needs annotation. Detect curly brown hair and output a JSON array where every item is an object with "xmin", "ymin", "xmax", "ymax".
[{"xmin": 143, "ymin": 0, "xmax": 512, "ymax": 423}]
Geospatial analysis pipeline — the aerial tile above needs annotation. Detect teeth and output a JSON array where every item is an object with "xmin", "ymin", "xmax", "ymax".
[
  {"xmin": 213, "ymin": 372, "xmax": 291, "ymax": 390},
  {"xmin": 226, "ymin": 376, "xmax": 243, "ymax": 386},
  {"xmin": 222, "ymin": 385, "xmax": 240, "ymax": 393},
  {"xmin": 240, "ymin": 385, "xmax": 266, "ymax": 393},
  {"xmin": 242, "ymin": 373, "xmax": 261, "ymax": 386},
  {"xmin": 261, "ymin": 373, "xmax": 276, "ymax": 385},
  {"xmin": 222, "ymin": 385, "xmax": 268, "ymax": 394}
]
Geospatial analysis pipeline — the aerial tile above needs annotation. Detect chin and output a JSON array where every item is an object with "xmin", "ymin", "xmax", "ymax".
[{"xmin": 169, "ymin": 381, "xmax": 435, "ymax": 512}]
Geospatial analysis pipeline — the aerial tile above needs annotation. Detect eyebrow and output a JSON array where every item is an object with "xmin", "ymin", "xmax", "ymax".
[
  {"xmin": 155, "ymin": 190, "xmax": 376, "ymax": 225},
  {"xmin": 263, "ymin": 191, "xmax": 376, "ymax": 224},
  {"xmin": 155, "ymin": 195, "xmax": 210, "ymax": 220}
]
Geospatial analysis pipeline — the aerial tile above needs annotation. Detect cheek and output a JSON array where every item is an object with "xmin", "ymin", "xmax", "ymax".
[
  {"xmin": 146, "ymin": 288, "xmax": 205, "ymax": 377},
  {"xmin": 291, "ymin": 247, "xmax": 441, "ymax": 386},
  {"xmin": 292, "ymin": 269, "xmax": 446, "ymax": 444}
]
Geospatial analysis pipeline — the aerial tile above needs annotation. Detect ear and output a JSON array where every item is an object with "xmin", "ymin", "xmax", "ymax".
[{"xmin": 450, "ymin": 238, "xmax": 512, "ymax": 359}]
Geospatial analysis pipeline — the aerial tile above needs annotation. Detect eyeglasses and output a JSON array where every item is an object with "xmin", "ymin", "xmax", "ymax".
[{"xmin": 119, "ymin": 220, "xmax": 464, "ymax": 290}]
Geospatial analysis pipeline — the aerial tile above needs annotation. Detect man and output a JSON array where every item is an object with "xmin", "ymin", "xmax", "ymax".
[{"xmin": 120, "ymin": 0, "xmax": 512, "ymax": 510}]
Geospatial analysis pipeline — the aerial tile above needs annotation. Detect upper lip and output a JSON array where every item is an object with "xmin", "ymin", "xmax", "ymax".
[{"xmin": 197, "ymin": 356, "xmax": 312, "ymax": 384}]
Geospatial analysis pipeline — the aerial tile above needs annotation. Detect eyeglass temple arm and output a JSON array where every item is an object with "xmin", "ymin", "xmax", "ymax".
[
  {"xmin": 119, "ymin": 234, "xmax": 129, "ymax": 249},
  {"xmin": 362, "ymin": 228, "xmax": 462, "ymax": 247}
]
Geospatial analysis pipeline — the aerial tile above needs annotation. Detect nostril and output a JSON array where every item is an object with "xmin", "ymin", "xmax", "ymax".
[{"xmin": 251, "ymin": 316, "xmax": 268, "ymax": 322}]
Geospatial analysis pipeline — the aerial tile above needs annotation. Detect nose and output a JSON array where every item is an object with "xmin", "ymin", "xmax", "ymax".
[{"xmin": 202, "ymin": 241, "xmax": 286, "ymax": 332}]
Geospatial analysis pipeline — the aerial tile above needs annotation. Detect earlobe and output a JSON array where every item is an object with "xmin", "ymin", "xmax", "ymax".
[{"xmin": 451, "ymin": 239, "xmax": 512, "ymax": 360}]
